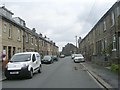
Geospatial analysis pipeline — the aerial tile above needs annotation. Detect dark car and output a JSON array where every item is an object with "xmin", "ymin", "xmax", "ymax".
[
  {"xmin": 60, "ymin": 54, "xmax": 65, "ymax": 58},
  {"xmin": 42, "ymin": 55, "xmax": 53, "ymax": 64},
  {"xmin": 52, "ymin": 55, "xmax": 58, "ymax": 61}
]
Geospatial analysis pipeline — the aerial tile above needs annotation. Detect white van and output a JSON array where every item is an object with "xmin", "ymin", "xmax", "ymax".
[{"xmin": 5, "ymin": 52, "xmax": 42, "ymax": 79}]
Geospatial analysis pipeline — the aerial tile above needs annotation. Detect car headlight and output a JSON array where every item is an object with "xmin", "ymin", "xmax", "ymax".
[{"xmin": 22, "ymin": 64, "xmax": 29, "ymax": 69}]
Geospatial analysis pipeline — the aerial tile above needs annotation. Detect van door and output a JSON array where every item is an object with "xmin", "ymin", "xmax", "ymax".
[{"xmin": 36, "ymin": 54, "xmax": 41, "ymax": 68}]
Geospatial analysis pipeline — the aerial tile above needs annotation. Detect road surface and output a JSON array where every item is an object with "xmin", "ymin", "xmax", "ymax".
[{"xmin": 2, "ymin": 56, "xmax": 103, "ymax": 88}]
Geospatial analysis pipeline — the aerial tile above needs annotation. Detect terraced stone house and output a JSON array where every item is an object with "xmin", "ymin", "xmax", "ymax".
[{"xmin": 79, "ymin": 1, "xmax": 120, "ymax": 64}]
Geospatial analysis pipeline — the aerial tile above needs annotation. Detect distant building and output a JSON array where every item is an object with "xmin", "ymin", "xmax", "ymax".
[{"xmin": 62, "ymin": 43, "xmax": 78, "ymax": 56}]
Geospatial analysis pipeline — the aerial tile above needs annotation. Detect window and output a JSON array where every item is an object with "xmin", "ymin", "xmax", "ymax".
[
  {"xmin": 102, "ymin": 40, "xmax": 104, "ymax": 51},
  {"xmin": 111, "ymin": 12, "xmax": 115, "ymax": 26},
  {"xmin": 104, "ymin": 39, "xmax": 107, "ymax": 49},
  {"xmin": 117, "ymin": 7, "xmax": 120, "ymax": 17},
  {"xmin": 103, "ymin": 20, "xmax": 106, "ymax": 31},
  {"xmin": 42, "ymin": 40, "xmax": 44, "ymax": 46},
  {"xmin": 18, "ymin": 48, "xmax": 21, "ymax": 53},
  {"xmin": 8, "ymin": 24, "xmax": 12, "ymax": 38},
  {"xmin": 4, "ymin": 22, "xmax": 7, "ymax": 32},
  {"xmin": 31, "ymin": 37, "xmax": 33, "ymax": 45},
  {"xmin": 17, "ymin": 29, "xmax": 21, "ymax": 41},
  {"xmin": 26, "ymin": 33, "xmax": 29, "ymax": 42},
  {"xmin": 112, "ymin": 34, "xmax": 116, "ymax": 51},
  {"xmin": 35, "ymin": 38, "xmax": 37, "ymax": 46}
]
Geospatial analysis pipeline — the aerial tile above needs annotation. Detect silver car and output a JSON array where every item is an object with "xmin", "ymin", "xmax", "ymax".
[{"xmin": 73, "ymin": 54, "xmax": 85, "ymax": 63}]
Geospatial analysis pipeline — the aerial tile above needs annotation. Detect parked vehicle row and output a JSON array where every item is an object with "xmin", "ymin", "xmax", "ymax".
[
  {"xmin": 4, "ymin": 52, "xmax": 59, "ymax": 79},
  {"xmin": 71, "ymin": 54, "xmax": 85, "ymax": 63},
  {"xmin": 41, "ymin": 55, "xmax": 59, "ymax": 64}
]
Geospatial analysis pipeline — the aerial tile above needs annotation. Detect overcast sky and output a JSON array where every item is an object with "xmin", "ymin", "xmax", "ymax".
[{"xmin": 0, "ymin": 0, "xmax": 117, "ymax": 51}]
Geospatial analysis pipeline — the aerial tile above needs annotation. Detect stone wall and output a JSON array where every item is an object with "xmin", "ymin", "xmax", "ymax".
[{"xmin": 0, "ymin": 16, "xmax": 2, "ymax": 61}]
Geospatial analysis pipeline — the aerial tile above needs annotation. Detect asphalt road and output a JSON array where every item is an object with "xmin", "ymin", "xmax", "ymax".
[{"xmin": 2, "ymin": 56, "xmax": 103, "ymax": 88}]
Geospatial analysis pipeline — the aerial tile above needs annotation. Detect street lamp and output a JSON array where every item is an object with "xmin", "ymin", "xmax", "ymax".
[{"xmin": 75, "ymin": 36, "xmax": 77, "ymax": 53}]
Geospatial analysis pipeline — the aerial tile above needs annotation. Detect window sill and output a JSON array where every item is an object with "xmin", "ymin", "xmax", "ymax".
[
  {"xmin": 112, "ymin": 49, "xmax": 117, "ymax": 51},
  {"xmin": 17, "ymin": 39, "xmax": 21, "ymax": 42},
  {"xmin": 8, "ymin": 37, "xmax": 12, "ymax": 39}
]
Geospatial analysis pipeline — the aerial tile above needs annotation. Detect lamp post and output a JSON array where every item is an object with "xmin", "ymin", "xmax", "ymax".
[{"xmin": 75, "ymin": 36, "xmax": 77, "ymax": 53}]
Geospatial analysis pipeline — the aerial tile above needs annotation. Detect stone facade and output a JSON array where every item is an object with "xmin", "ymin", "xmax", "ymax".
[
  {"xmin": 79, "ymin": 1, "xmax": 120, "ymax": 64},
  {"xmin": 62, "ymin": 43, "xmax": 77, "ymax": 56},
  {"xmin": 0, "ymin": 15, "xmax": 2, "ymax": 61},
  {"xmin": 0, "ymin": 6, "xmax": 59, "ymax": 61}
]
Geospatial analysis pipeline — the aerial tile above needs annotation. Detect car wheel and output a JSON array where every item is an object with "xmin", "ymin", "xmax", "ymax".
[
  {"xmin": 74, "ymin": 60, "xmax": 76, "ymax": 63},
  {"xmin": 50, "ymin": 61, "xmax": 52, "ymax": 64},
  {"xmin": 38, "ymin": 65, "xmax": 42, "ymax": 73},
  {"xmin": 6, "ymin": 76, "xmax": 12, "ymax": 80},
  {"xmin": 28, "ymin": 69, "xmax": 33, "ymax": 79}
]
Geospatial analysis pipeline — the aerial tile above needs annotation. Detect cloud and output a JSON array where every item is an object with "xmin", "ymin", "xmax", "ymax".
[{"xmin": 1, "ymin": 0, "xmax": 117, "ymax": 51}]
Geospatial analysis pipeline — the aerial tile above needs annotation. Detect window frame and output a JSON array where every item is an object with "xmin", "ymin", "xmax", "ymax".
[
  {"xmin": 3, "ymin": 22, "xmax": 7, "ymax": 32},
  {"xmin": 8, "ymin": 24, "xmax": 12, "ymax": 38}
]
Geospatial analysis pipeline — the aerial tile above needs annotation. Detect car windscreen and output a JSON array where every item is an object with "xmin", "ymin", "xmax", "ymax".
[
  {"xmin": 75, "ymin": 54, "xmax": 83, "ymax": 57},
  {"xmin": 43, "ymin": 56, "xmax": 51, "ymax": 60},
  {"xmin": 10, "ymin": 54, "xmax": 31, "ymax": 62}
]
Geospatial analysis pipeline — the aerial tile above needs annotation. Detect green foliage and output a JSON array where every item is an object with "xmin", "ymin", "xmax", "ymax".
[
  {"xmin": 101, "ymin": 43, "xmax": 112, "ymax": 55},
  {"xmin": 111, "ymin": 64, "xmax": 120, "ymax": 73}
]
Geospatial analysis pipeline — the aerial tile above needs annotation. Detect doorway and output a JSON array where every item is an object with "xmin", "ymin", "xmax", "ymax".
[{"xmin": 8, "ymin": 46, "xmax": 11, "ymax": 61}]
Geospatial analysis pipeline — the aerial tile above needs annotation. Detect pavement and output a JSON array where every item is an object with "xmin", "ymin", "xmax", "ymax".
[
  {"xmin": 82, "ymin": 61, "xmax": 119, "ymax": 89},
  {"xmin": 0, "ymin": 61, "xmax": 6, "ymax": 81}
]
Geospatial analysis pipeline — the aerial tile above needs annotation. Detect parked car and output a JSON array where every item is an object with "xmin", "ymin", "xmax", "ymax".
[
  {"xmin": 5, "ymin": 52, "xmax": 42, "ymax": 79},
  {"xmin": 60, "ymin": 54, "xmax": 65, "ymax": 58},
  {"xmin": 73, "ymin": 54, "xmax": 85, "ymax": 63},
  {"xmin": 52, "ymin": 55, "xmax": 58, "ymax": 61},
  {"xmin": 71, "ymin": 54, "xmax": 76, "ymax": 59},
  {"xmin": 42, "ymin": 55, "xmax": 53, "ymax": 64}
]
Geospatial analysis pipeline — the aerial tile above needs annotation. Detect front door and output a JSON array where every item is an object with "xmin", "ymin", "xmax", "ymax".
[{"xmin": 8, "ymin": 46, "xmax": 11, "ymax": 61}]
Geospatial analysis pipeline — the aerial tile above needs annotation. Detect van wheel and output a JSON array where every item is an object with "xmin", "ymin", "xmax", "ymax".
[
  {"xmin": 28, "ymin": 70, "xmax": 33, "ymax": 79},
  {"xmin": 38, "ymin": 65, "xmax": 42, "ymax": 73}
]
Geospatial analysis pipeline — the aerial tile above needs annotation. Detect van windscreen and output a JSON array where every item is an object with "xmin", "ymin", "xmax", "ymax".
[{"xmin": 10, "ymin": 54, "xmax": 31, "ymax": 62}]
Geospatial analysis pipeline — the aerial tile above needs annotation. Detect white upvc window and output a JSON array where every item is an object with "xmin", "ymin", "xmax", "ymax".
[
  {"xmin": 4, "ymin": 22, "xmax": 7, "ymax": 32},
  {"xmin": 104, "ymin": 38, "xmax": 107, "ymax": 49},
  {"xmin": 17, "ymin": 29, "xmax": 21, "ymax": 41},
  {"xmin": 111, "ymin": 12, "xmax": 115, "ymax": 26},
  {"xmin": 102, "ymin": 40, "xmax": 104, "ymax": 51},
  {"xmin": 35, "ymin": 38, "xmax": 37, "ymax": 46},
  {"xmin": 31, "ymin": 37, "xmax": 33, "ymax": 45},
  {"xmin": 26, "ymin": 33, "xmax": 29, "ymax": 42},
  {"xmin": 112, "ymin": 34, "xmax": 116, "ymax": 51},
  {"xmin": 117, "ymin": 7, "xmax": 120, "ymax": 17},
  {"xmin": 103, "ymin": 20, "xmax": 106, "ymax": 31},
  {"xmin": 8, "ymin": 24, "xmax": 12, "ymax": 38}
]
